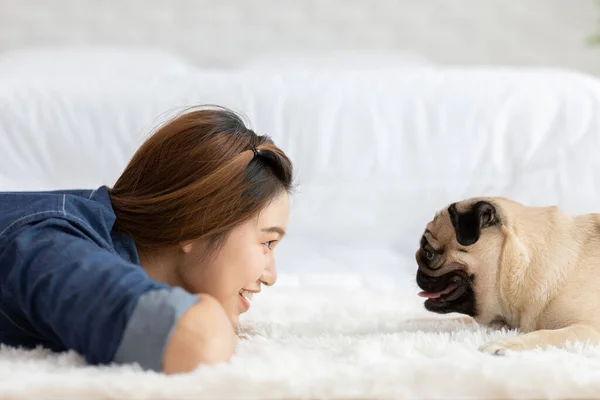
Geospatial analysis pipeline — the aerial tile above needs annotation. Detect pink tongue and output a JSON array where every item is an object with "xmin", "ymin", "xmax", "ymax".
[{"xmin": 418, "ymin": 282, "xmax": 458, "ymax": 298}]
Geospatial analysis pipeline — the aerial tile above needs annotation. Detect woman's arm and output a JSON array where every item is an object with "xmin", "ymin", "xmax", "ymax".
[
  {"xmin": 163, "ymin": 293, "xmax": 237, "ymax": 374},
  {"xmin": 0, "ymin": 217, "xmax": 235, "ymax": 373}
]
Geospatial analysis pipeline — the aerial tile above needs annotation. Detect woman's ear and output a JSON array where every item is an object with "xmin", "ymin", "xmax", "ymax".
[{"xmin": 180, "ymin": 241, "xmax": 194, "ymax": 254}]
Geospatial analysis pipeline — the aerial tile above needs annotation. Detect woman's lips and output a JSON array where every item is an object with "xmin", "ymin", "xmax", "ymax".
[{"xmin": 238, "ymin": 289, "xmax": 254, "ymax": 312}]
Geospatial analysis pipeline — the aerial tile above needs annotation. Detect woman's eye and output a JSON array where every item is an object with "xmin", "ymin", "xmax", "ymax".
[{"xmin": 264, "ymin": 241, "xmax": 275, "ymax": 249}]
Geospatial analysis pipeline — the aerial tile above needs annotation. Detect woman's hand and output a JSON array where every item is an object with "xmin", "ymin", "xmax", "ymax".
[{"xmin": 162, "ymin": 293, "xmax": 237, "ymax": 374}]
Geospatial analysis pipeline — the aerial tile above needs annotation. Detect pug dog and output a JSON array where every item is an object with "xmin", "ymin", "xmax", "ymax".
[{"xmin": 415, "ymin": 197, "xmax": 600, "ymax": 355}]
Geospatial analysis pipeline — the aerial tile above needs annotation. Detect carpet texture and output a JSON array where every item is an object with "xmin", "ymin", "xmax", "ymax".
[{"xmin": 2, "ymin": 284, "xmax": 600, "ymax": 399}]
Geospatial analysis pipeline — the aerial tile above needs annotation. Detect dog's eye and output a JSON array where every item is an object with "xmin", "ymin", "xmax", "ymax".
[{"xmin": 425, "ymin": 250, "xmax": 435, "ymax": 261}]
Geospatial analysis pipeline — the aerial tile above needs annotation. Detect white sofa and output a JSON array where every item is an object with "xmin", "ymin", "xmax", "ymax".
[{"xmin": 3, "ymin": 51, "xmax": 600, "ymax": 290}]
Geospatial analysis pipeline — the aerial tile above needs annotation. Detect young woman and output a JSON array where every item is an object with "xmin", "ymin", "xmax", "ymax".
[{"xmin": 0, "ymin": 107, "xmax": 294, "ymax": 374}]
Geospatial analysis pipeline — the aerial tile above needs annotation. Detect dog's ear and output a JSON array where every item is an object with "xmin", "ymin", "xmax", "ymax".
[{"xmin": 448, "ymin": 201, "xmax": 498, "ymax": 246}]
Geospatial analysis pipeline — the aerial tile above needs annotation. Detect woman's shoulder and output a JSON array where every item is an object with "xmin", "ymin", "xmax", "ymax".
[{"xmin": 0, "ymin": 185, "xmax": 118, "ymax": 246}]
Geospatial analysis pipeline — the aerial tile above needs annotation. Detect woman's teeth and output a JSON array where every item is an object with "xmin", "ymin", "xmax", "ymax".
[{"xmin": 239, "ymin": 289, "xmax": 254, "ymax": 303}]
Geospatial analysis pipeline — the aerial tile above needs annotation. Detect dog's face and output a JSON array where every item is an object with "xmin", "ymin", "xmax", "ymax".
[{"xmin": 415, "ymin": 198, "xmax": 516, "ymax": 321}]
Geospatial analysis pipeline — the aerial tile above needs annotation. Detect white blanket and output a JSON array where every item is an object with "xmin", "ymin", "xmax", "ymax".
[{"xmin": 2, "ymin": 280, "xmax": 599, "ymax": 399}]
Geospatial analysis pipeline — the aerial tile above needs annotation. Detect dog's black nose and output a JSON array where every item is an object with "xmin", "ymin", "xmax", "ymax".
[
  {"xmin": 416, "ymin": 270, "xmax": 432, "ymax": 290},
  {"xmin": 416, "ymin": 270, "xmax": 449, "ymax": 292}
]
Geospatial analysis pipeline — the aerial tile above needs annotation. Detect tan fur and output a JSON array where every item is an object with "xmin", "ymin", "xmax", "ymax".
[{"xmin": 419, "ymin": 197, "xmax": 600, "ymax": 355}]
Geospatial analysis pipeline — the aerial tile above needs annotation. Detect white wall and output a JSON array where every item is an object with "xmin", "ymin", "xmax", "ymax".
[{"xmin": 0, "ymin": 0, "xmax": 599, "ymax": 74}]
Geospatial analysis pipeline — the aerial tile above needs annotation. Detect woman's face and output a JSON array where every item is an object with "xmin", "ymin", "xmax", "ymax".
[{"xmin": 180, "ymin": 192, "xmax": 290, "ymax": 326}]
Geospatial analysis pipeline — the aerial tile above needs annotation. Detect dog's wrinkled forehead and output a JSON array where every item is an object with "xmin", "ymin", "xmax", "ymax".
[
  {"xmin": 427, "ymin": 199, "xmax": 501, "ymax": 247},
  {"xmin": 424, "ymin": 212, "xmax": 456, "ymax": 247}
]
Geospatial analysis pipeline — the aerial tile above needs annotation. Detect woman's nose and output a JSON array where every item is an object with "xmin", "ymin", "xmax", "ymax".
[{"xmin": 260, "ymin": 260, "xmax": 277, "ymax": 286}]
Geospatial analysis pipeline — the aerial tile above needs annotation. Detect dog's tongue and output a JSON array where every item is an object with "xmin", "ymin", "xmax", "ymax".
[{"xmin": 418, "ymin": 282, "xmax": 458, "ymax": 298}]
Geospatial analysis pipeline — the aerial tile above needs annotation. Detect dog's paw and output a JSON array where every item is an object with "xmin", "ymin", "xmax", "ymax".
[{"xmin": 478, "ymin": 337, "xmax": 526, "ymax": 355}]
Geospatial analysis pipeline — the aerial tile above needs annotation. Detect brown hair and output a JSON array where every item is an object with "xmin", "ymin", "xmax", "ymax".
[{"xmin": 108, "ymin": 106, "xmax": 294, "ymax": 252}]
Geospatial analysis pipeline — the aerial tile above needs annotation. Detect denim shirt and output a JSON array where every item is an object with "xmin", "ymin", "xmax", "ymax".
[{"xmin": 0, "ymin": 186, "xmax": 198, "ymax": 372}]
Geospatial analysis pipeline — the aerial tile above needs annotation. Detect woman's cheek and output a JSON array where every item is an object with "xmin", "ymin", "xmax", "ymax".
[{"xmin": 246, "ymin": 250, "xmax": 267, "ymax": 281}]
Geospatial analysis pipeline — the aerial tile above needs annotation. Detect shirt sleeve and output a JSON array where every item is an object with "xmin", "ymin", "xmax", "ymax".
[{"xmin": 0, "ymin": 217, "xmax": 199, "ymax": 371}]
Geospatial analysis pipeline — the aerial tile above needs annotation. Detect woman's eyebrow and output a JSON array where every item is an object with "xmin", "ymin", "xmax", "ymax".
[{"xmin": 261, "ymin": 227, "xmax": 286, "ymax": 237}]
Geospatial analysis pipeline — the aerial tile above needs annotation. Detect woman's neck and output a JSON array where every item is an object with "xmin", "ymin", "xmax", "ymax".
[{"xmin": 138, "ymin": 246, "xmax": 183, "ymax": 288}]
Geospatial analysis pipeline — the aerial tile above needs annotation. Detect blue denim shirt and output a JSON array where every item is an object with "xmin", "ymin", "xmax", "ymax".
[{"xmin": 0, "ymin": 186, "xmax": 198, "ymax": 371}]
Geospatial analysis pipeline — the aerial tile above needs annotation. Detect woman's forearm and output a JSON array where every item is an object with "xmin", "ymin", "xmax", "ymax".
[{"xmin": 162, "ymin": 294, "xmax": 237, "ymax": 374}]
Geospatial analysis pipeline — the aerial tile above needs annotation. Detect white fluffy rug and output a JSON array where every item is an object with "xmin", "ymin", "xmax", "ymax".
[{"xmin": 2, "ymin": 281, "xmax": 600, "ymax": 399}]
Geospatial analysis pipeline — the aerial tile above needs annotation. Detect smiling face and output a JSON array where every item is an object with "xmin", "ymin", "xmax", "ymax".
[
  {"xmin": 179, "ymin": 191, "xmax": 290, "ymax": 325},
  {"xmin": 415, "ymin": 198, "xmax": 509, "ymax": 319}
]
